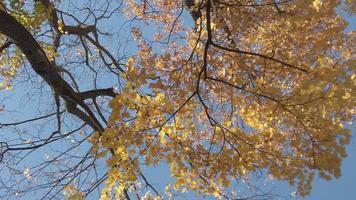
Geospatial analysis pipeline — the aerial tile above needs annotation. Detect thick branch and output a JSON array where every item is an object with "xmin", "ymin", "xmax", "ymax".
[
  {"xmin": 0, "ymin": 10, "xmax": 103, "ymax": 132},
  {"xmin": 36, "ymin": 0, "xmax": 95, "ymax": 35},
  {"xmin": 0, "ymin": 11, "xmax": 74, "ymax": 97},
  {"xmin": 63, "ymin": 25, "xmax": 96, "ymax": 35},
  {"xmin": 78, "ymin": 88, "xmax": 116, "ymax": 100}
]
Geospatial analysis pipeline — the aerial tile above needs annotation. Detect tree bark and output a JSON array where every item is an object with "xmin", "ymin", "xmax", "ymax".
[{"xmin": 0, "ymin": 10, "xmax": 106, "ymax": 132}]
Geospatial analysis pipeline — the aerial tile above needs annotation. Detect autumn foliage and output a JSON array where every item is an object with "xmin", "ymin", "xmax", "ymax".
[{"xmin": 0, "ymin": 0, "xmax": 355, "ymax": 199}]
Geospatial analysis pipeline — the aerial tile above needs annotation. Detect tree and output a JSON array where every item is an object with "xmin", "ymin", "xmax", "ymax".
[{"xmin": 0, "ymin": 0, "xmax": 355, "ymax": 199}]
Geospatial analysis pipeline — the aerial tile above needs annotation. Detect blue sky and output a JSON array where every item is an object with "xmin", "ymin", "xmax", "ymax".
[{"xmin": 302, "ymin": 140, "xmax": 355, "ymax": 200}]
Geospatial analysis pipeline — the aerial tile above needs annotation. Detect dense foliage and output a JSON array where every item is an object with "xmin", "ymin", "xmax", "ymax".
[{"xmin": 0, "ymin": 0, "xmax": 355, "ymax": 199}]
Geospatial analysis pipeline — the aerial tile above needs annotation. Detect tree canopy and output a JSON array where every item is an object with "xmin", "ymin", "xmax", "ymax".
[{"xmin": 0, "ymin": 0, "xmax": 355, "ymax": 199}]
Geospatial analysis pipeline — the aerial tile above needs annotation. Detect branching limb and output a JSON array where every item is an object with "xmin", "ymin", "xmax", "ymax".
[
  {"xmin": 78, "ymin": 88, "xmax": 116, "ymax": 100},
  {"xmin": 0, "ymin": 40, "xmax": 12, "ymax": 53}
]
